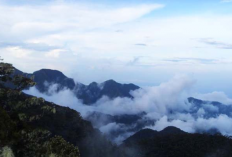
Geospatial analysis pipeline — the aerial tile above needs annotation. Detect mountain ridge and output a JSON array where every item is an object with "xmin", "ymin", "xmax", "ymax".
[
  {"xmin": 123, "ymin": 126, "xmax": 186, "ymax": 145},
  {"xmin": 13, "ymin": 68, "xmax": 140, "ymax": 104}
]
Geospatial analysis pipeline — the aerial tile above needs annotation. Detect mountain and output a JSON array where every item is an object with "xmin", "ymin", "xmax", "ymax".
[
  {"xmin": 123, "ymin": 129, "xmax": 158, "ymax": 143},
  {"xmin": 123, "ymin": 126, "xmax": 186, "ymax": 144},
  {"xmin": 2, "ymin": 63, "xmax": 232, "ymax": 157},
  {"xmin": 3, "ymin": 68, "xmax": 32, "ymax": 89},
  {"xmin": 12, "ymin": 68, "xmax": 140, "ymax": 105},
  {"xmin": 122, "ymin": 127, "xmax": 232, "ymax": 157},
  {"xmin": 86, "ymin": 111, "xmax": 154, "ymax": 141},
  {"xmin": 0, "ymin": 82, "xmax": 129, "ymax": 157},
  {"xmin": 33, "ymin": 69, "xmax": 76, "ymax": 92},
  {"xmin": 159, "ymin": 126, "xmax": 186, "ymax": 135},
  {"xmin": 188, "ymin": 97, "xmax": 232, "ymax": 118},
  {"xmin": 86, "ymin": 111, "xmax": 148, "ymax": 127},
  {"xmin": 6, "ymin": 68, "xmax": 75, "ymax": 92},
  {"xmin": 188, "ymin": 97, "xmax": 224, "ymax": 106},
  {"xmin": 10, "ymin": 68, "xmax": 232, "ymax": 108},
  {"xmin": 75, "ymin": 79, "xmax": 140, "ymax": 104}
]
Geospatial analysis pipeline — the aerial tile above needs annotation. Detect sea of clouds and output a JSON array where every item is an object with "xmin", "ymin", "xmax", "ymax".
[{"xmin": 24, "ymin": 75, "xmax": 232, "ymax": 144}]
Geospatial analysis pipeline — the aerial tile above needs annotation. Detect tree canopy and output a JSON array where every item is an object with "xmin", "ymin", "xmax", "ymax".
[{"xmin": 0, "ymin": 58, "xmax": 80, "ymax": 157}]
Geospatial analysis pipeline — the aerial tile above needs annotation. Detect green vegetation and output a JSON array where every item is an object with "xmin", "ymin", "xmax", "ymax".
[
  {"xmin": 0, "ymin": 59, "xmax": 80, "ymax": 157},
  {"xmin": 123, "ymin": 130, "xmax": 232, "ymax": 157},
  {"xmin": 0, "ymin": 58, "xmax": 128, "ymax": 157},
  {"xmin": 0, "ymin": 146, "xmax": 15, "ymax": 157}
]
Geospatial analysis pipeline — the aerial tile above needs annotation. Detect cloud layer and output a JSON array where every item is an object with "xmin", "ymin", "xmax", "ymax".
[
  {"xmin": 1, "ymin": 0, "xmax": 232, "ymax": 91},
  {"xmin": 24, "ymin": 75, "xmax": 232, "ymax": 143}
]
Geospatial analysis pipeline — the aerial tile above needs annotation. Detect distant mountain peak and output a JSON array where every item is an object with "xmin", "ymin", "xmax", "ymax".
[
  {"xmin": 104, "ymin": 79, "xmax": 117, "ymax": 83},
  {"xmin": 89, "ymin": 82, "xmax": 98, "ymax": 86},
  {"xmin": 124, "ymin": 126, "xmax": 187, "ymax": 144},
  {"xmin": 32, "ymin": 68, "xmax": 76, "ymax": 93},
  {"xmin": 103, "ymin": 79, "xmax": 139, "ymax": 87},
  {"xmin": 12, "ymin": 67, "xmax": 140, "ymax": 105},
  {"xmin": 35, "ymin": 69, "xmax": 62, "ymax": 72},
  {"xmin": 188, "ymin": 97, "xmax": 204, "ymax": 104},
  {"xmin": 75, "ymin": 79, "xmax": 140, "ymax": 104},
  {"xmin": 160, "ymin": 126, "xmax": 185, "ymax": 135},
  {"xmin": 188, "ymin": 97, "xmax": 223, "ymax": 106},
  {"xmin": 33, "ymin": 69, "xmax": 66, "ymax": 78}
]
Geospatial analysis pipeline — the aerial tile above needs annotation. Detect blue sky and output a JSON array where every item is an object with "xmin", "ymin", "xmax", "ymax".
[{"xmin": 0, "ymin": 0, "xmax": 232, "ymax": 97}]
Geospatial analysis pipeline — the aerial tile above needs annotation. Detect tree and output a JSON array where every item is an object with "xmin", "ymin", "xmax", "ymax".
[
  {"xmin": 0, "ymin": 57, "xmax": 35, "ymax": 91},
  {"xmin": 0, "ymin": 58, "xmax": 80, "ymax": 157}
]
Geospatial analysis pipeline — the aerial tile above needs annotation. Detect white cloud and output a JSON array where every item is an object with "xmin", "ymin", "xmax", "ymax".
[
  {"xmin": 23, "ymin": 74, "xmax": 232, "ymax": 142},
  {"xmin": 4, "ymin": 46, "xmax": 32, "ymax": 58},
  {"xmin": 24, "ymin": 74, "xmax": 196, "ymax": 120},
  {"xmin": 24, "ymin": 75, "xmax": 194, "ymax": 143},
  {"xmin": 203, "ymin": 104, "xmax": 219, "ymax": 112},
  {"xmin": 197, "ymin": 108, "xmax": 205, "ymax": 116},
  {"xmin": 24, "ymin": 85, "xmax": 94, "ymax": 117},
  {"xmin": 0, "ymin": 3, "xmax": 163, "ymax": 36},
  {"xmin": 99, "ymin": 122, "xmax": 135, "ymax": 144},
  {"xmin": 94, "ymin": 75, "xmax": 195, "ymax": 116},
  {"xmin": 194, "ymin": 91, "xmax": 232, "ymax": 105},
  {"xmin": 1, "ymin": 1, "xmax": 232, "ymax": 87},
  {"xmin": 99, "ymin": 122, "xmax": 122, "ymax": 134},
  {"xmin": 45, "ymin": 49, "xmax": 65, "ymax": 58},
  {"xmin": 149, "ymin": 114, "xmax": 232, "ymax": 136},
  {"xmin": 195, "ymin": 115, "xmax": 232, "ymax": 135},
  {"xmin": 151, "ymin": 116, "xmax": 195, "ymax": 133}
]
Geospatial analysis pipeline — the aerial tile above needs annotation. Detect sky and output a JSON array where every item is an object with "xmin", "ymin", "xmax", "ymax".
[{"xmin": 0, "ymin": 0, "xmax": 232, "ymax": 95}]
